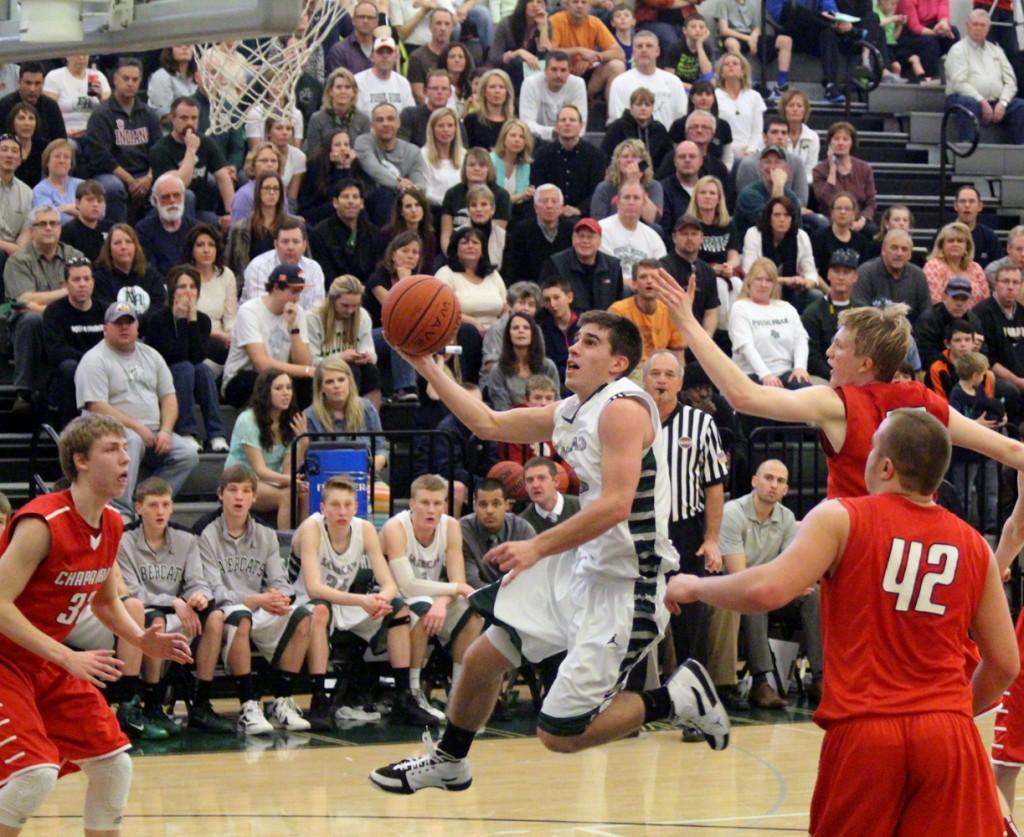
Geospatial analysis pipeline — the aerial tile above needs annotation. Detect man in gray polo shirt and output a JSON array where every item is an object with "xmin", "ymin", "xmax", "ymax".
[
  {"xmin": 714, "ymin": 459, "xmax": 822, "ymax": 708},
  {"xmin": 3, "ymin": 204, "xmax": 82, "ymax": 414},
  {"xmin": 74, "ymin": 300, "xmax": 199, "ymax": 510}
]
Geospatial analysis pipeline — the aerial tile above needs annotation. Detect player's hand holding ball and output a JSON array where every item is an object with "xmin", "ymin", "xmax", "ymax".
[
  {"xmin": 381, "ymin": 276, "xmax": 461, "ymax": 360},
  {"xmin": 61, "ymin": 648, "xmax": 124, "ymax": 687}
]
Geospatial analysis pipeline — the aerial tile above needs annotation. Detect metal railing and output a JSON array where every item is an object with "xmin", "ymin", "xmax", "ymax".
[
  {"xmin": 28, "ymin": 423, "xmax": 61, "ymax": 499},
  {"xmin": 287, "ymin": 428, "xmax": 462, "ymax": 528},
  {"xmin": 938, "ymin": 104, "xmax": 981, "ymax": 219}
]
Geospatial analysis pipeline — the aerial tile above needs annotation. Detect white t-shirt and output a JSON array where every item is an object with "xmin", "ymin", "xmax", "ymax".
[
  {"xmin": 223, "ymin": 296, "xmax": 310, "ymax": 391},
  {"xmin": 244, "ymin": 104, "xmax": 305, "ymax": 143},
  {"xmin": 44, "ymin": 66, "xmax": 111, "ymax": 135},
  {"xmin": 607, "ymin": 68, "xmax": 687, "ymax": 127},
  {"xmin": 598, "ymin": 215, "xmax": 667, "ymax": 283},
  {"xmin": 75, "ymin": 340, "xmax": 174, "ymax": 429},
  {"xmin": 727, "ymin": 298, "xmax": 809, "ymax": 378},
  {"xmin": 519, "ymin": 74, "xmax": 588, "ymax": 141},
  {"xmin": 390, "ymin": 0, "xmax": 456, "ymax": 47},
  {"xmin": 240, "ymin": 251, "xmax": 325, "ymax": 314},
  {"xmin": 354, "ymin": 69, "xmax": 416, "ymax": 119},
  {"xmin": 282, "ymin": 145, "xmax": 307, "ymax": 190},
  {"xmin": 420, "ymin": 149, "xmax": 461, "ymax": 206},
  {"xmin": 715, "ymin": 87, "xmax": 766, "ymax": 157}
]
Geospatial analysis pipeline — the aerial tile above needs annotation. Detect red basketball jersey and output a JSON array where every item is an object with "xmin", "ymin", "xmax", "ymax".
[
  {"xmin": 0, "ymin": 490, "xmax": 123, "ymax": 669},
  {"xmin": 822, "ymin": 382, "xmax": 950, "ymax": 499},
  {"xmin": 814, "ymin": 494, "xmax": 989, "ymax": 727}
]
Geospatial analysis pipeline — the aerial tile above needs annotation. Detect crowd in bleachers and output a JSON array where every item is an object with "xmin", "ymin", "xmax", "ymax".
[{"xmin": 3, "ymin": 0, "xmax": 1024, "ymax": 738}]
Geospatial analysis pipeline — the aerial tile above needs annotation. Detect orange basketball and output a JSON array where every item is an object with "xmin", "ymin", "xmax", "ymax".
[
  {"xmin": 487, "ymin": 460, "xmax": 526, "ymax": 501},
  {"xmin": 381, "ymin": 275, "xmax": 461, "ymax": 357},
  {"xmin": 553, "ymin": 461, "xmax": 570, "ymax": 494}
]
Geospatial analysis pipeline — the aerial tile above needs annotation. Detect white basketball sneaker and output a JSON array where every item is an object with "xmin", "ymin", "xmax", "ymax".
[
  {"xmin": 237, "ymin": 699, "xmax": 274, "ymax": 735},
  {"xmin": 369, "ymin": 732, "xmax": 473, "ymax": 794},
  {"xmin": 666, "ymin": 659, "xmax": 731, "ymax": 750},
  {"xmin": 268, "ymin": 696, "xmax": 312, "ymax": 732}
]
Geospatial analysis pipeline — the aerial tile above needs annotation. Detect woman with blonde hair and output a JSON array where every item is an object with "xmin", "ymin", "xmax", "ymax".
[
  {"xmin": 729, "ymin": 257, "xmax": 811, "ymax": 389},
  {"xmin": 779, "ymin": 88, "xmax": 818, "ymax": 185},
  {"xmin": 686, "ymin": 174, "xmax": 741, "ymax": 344},
  {"xmin": 591, "ymin": 138, "xmax": 663, "ymax": 224},
  {"xmin": 422, "ymin": 107, "xmax": 466, "ymax": 207},
  {"xmin": 32, "ymin": 139, "xmax": 81, "ymax": 222},
  {"xmin": 230, "ymin": 141, "xmax": 286, "ymax": 222},
  {"xmin": 307, "ymin": 274, "xmax": 381, "ymax": 406},
  {"xmin": 464, "ymin": 68, "xmax": 515, "ymax": 150},
  {"xmin": 714, "ymin": 52, "xmax": 765, "ymax": 159},
  {"xmin": 490, "ymin": 118, "xmax": 534, "ymax": 209},
  {"xmin": 924, "ymin": 221, "xmax": 990, "ymax": 305},
  {"xmin": 305, "ymin": 67, "xmax": 369, "ymax": 154},
  {"xmin": 304, "ymin": 356, "xmax": 387, "ymax": 473}
]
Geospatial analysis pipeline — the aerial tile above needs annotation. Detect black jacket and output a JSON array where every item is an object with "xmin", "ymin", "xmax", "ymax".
[
  {"xmin": 975, "ymin": 296, "xmax": 1024, "ymax": 376},
  {"xmin": 144, "ymin": 306, "xmax": 213, "ymax": 365},
  {"xmin": 501, "ymin": 216, "xmax": 574, "ymax": 285},
  {"xmin": 540, "ymin": 248, "xmax": 624, "ymax": 312},
  {"xmin": 913, "ymin": 301, "xmax": 984, "ymax": 371},
  {"xmin": 530, "ymin": 139, "xmax": 607, "ymax": 216},
  {"xmin": 601, "ymin": 110, "xmax": 671, "ymax": 170},
  {"xmin": 41, "ymin": 297, "xmax": 104, "ymax": 365},
  {"xmin": 309, "ymin": 214, "xmax": 382, "ymax": 285}
]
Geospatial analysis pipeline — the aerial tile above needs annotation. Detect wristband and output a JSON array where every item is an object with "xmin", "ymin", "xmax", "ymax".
[{"xmin": 290, "ymin": 328, "xmax": 300, "ymax": 335}]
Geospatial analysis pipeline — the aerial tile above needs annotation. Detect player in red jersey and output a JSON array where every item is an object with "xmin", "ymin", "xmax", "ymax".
[
  {"xmin": 0, "ymin": 414, "xmax": 192, "ymax": 836},
  {"xmin": 666, "ymin": 410, "xmax": 1019, "ymax": 835},
  {"xmin": 652, "ymin": 269, "xmax": 1024, "ymax": 493}
]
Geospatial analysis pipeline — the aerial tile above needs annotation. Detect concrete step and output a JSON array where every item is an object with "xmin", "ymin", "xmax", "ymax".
[
  {"xmin": 907, "ymin": 110, "xmax": 1009, "ymax": 145},
  {"xmin": 869, "ymin": 83, "xmax": 946, "ymax": 115}
]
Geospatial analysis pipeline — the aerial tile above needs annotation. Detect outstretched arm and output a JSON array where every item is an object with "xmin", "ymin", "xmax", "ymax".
[
  {"xmin": 665, "ymin": 500, "xmax": 848, "ymax": 613},
  {"xmin": 652, "ymin": 269, "xmax": 846, "ymax": 426},
  {"xmin": 948, "ymin": 408, "xmax": 1024, "ymax": 474},
  {"xmin": 401, "ymin": 351, "xmax": 557, "ymax": 443}
]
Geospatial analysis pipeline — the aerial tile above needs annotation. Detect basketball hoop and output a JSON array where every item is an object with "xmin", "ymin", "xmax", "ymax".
[{"xmin": 195, "ymin": 0, "xmax": 346, "ymax": 135}]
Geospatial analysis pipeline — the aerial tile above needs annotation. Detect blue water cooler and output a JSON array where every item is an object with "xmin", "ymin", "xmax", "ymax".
[{"xmin": 305, "ymin": 444, "xmax": 369, "ymax": 517}]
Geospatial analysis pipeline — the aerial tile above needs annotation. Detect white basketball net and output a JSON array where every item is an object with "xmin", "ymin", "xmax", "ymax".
[{"xmin": 194, "ymin": 0, "xmax": 347, "ymax": 135}]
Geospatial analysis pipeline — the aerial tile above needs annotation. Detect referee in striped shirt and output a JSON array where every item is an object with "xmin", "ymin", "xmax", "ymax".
[{"xmin": 642, "ymin": 349, "xmax": 728, "ymax": 668}]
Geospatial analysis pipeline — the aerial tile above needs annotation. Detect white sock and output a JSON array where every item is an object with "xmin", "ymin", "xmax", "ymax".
[
  {"xmin": 410, "ymin": 668, "xmax": 421, "ymax": 692},
  {"xmin": 452, "ymin": 663, "xmax": 463, "ymax": 686}
]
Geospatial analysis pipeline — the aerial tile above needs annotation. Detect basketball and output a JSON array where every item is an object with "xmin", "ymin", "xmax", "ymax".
[
  {"xmin": 488, "ymin": 461, "xmax": 526, "ymax": 501},
  {"xmin": 381, "ymin": 275, "xmax": 461, "ymax": 357},
  {"xmin": 553, "ymin": 461, "xmax": 570, "ymax": 494}
]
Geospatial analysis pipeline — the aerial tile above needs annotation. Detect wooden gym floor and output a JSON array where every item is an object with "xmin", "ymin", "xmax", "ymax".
[{"xmin": 21, "ymin": 713, "xmax": 1005, "ymax": 836}]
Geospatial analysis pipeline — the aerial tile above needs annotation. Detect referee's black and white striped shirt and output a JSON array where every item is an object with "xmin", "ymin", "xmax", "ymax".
[{"xmin": 660, "ymin": 403, "xmax": 729, "ymax": 522}]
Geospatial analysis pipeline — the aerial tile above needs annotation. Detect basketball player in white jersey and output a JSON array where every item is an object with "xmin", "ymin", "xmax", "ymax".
[
  {"xmin": 380, "ymin": 474, "xmax": 483, "ymax": 722},
  {"xmin": 290, "ymin": 476, "xmax": 443, "ymax": 728},
  {"xmin": 370, "ymin": 311, "xmax": 729, "ymax": 795}
]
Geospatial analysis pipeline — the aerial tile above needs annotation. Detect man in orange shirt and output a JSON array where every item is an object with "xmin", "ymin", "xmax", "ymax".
[
  {"xmin": 610, "ymin": 260, "xmax": 686, "ymax": 363},
  {"xmin": 665, "ymin": 409, "xmax": 1018, "ymax": 836},
  {"xmin": 549, "ymin": 0, "xmax": 626, "ymax": 99}
]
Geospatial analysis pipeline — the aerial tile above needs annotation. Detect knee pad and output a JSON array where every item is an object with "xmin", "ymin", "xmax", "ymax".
[
  {"xmin": 389, "ymin": 615, "xmax": 411, "ymax": 628},
  {"xmin": 81, "ymin": 752, "xmax": 132, "ymax": 831},
  {"xmin": 0, "ymin": 765, "xmax": 59, "ymax": 828}
]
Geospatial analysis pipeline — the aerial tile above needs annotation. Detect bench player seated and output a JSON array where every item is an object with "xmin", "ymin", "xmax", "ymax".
[
  {"xmin": 0, "ymin": 414, "xmax": 191, "ymax": 836},
  {"xmin": 118, "ymin": 477, "xmax": 234, "ymax": 735},
  {"xmin": 198, "ymin": 464, "xmax": 314, "ymax": 735},
  {"xmin": 290, "ymin": 476, "xmax": 446, "ymax": 729},
  {"xmin": 62, "ymin": 563, "xmax": 163, "ymax": 740},
  {"xmin": 381, "ymin": 474, "xmax": 482, "ymax": 721}
]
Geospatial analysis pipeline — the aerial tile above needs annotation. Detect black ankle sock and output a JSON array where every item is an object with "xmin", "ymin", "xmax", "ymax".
[
  {"xmin": 311, "ymin": 674, "xmax": 327, "ymax": 699},
  {"xmin": 143, "ymin": 681, "xmax": 164, "ymax": 711},
  {"xmin": 121, "ymin": 674, "xmax": 142, "ymax": 697},
  {"xmin": 274, "ymin": 671, "xmax": 295, "ymax": 698},
  {"xmin": 235, "ymin": 674, "xmax": 257, "ymax": 705},
  {"xmin": 393, "ymin": 667, "xmax": 410, "ymax": 691},
  {"xmin": 194, "ymin": 679, "xmax": 213, "ymax": 705},
  {"xmin": 438, "ymin": 722, "xmax": 476, "ymax": 760},
  {"xmin": 641, "ymin": 686, "xmax": 672, "ymax": 724}
]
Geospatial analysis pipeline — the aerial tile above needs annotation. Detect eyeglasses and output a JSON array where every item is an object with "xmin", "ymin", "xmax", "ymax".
[
  {"xmin": 32, "ymin": 219, "xmax": 60, "ymax": 228},
  {"xmin": 67, "ymin": 256, "xmax": 91, "ymax": 267},
  {"xmin": 0, "ymin": 133, "xmax": 19, "ymax": 146}
]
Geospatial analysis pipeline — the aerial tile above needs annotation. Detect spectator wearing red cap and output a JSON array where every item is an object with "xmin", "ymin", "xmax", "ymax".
[{"xmin": 540, "ymin": 216, "xmax": 625, "ymax": 311}]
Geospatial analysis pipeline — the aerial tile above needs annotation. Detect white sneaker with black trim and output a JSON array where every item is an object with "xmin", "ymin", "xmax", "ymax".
[
  {"xmin": 268, "ymin": 696, "xmax": 311, "ymax": 731},
  {"xmin": 666, "ymin": 659, "xmax": 731, "ymax": 750},
  {"xmin": 369, "ymin": 732, "xmax": 472, "ymax": 794},
  {"xmin": 237, "ymin": 699, "xmax": 274, "ymax": 735},
  {"xmin": 334, "ymin": 704, "xmax": 382, "ymax": 722}
]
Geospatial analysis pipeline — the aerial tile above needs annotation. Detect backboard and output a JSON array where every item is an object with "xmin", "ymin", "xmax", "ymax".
[{"xmin": 0, "ymin": 0, "xmax": 301, "ymax": 61}]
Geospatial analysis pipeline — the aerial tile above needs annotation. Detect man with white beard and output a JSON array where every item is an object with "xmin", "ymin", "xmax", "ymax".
[{"xmin": 134, "ymin": 173, "xmax": 197, "ymax": 278}]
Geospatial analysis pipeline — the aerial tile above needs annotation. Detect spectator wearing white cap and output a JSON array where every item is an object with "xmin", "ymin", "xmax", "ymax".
[
  {"xmin": 354, "ymin": 35, "xmax": 416, "ymax": 118},
  {"xmin": 75, "ymin": 300, "xmax": 200, "ymax": 510}
]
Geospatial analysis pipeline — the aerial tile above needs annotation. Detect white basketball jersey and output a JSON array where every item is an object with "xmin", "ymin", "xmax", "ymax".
[
  {"xmin": 397, "ymin": 509, "xmax": 449, "ymax": 582},
  {"xmin": 292, "ymin": 512, "xmax": 366, "ymax": 598},
  {"xmin": 552, "ymin": 377, "xmax": 679, "ymax": 579}
]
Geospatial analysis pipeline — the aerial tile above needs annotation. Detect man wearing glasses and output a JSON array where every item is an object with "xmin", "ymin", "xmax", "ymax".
[
  {"xmin": 326, "ymin": 0, "xmax": 380, "ymax": 76},
  {"xmin": 2, "ymin": 205, "xmax": 84, "ymax": 417}
]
